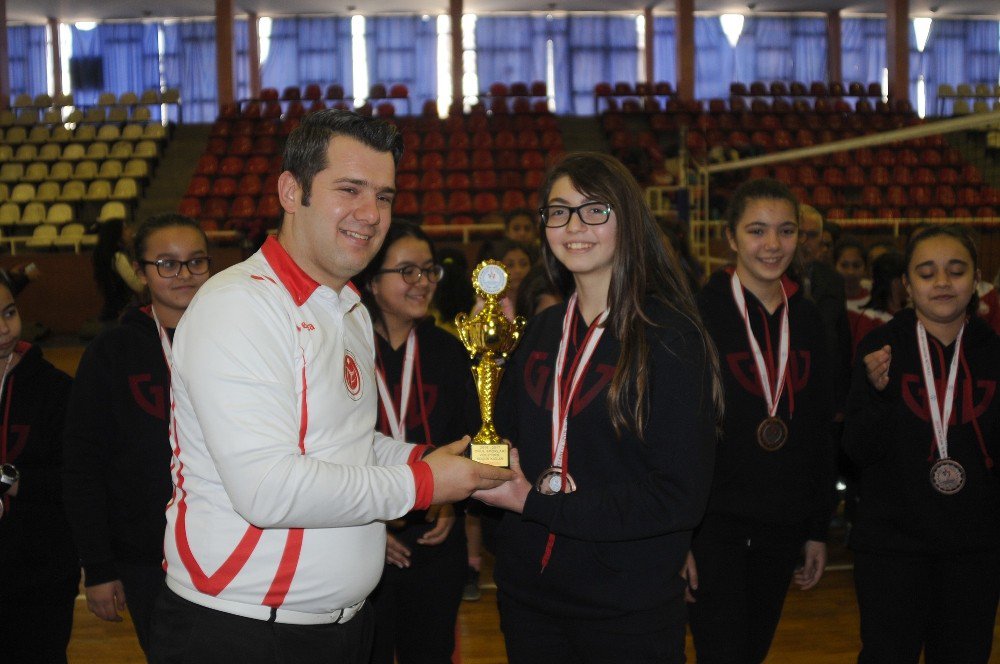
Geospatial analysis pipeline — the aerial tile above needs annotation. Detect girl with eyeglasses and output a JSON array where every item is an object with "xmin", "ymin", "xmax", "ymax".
[
  {"xmin": 686, "ymin": 178, "xmax": 837, "ymax": 663},
  {"xmin": 356, "ymin": 221, "xmax": 476, "ymax": 664},
  {"xmin": 62, "ymin": 213, "xmax": 212, "ymax": 656},
  {"xmin": 475, "ymin": 152, "xmax": 722, "ymax": 663},
  {"xmin": 844, "ymin": 225, "xmax": 1000, "ymax": 663}
]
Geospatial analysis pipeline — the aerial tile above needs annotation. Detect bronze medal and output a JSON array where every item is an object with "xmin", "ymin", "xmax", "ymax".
[
  {"xmin": 930, "ymin": 458, "xmax": 965, "ymax": 495},
  {"xmin": 535, "ymin": 466, "xmax": 576, "ymax": 495},
  {"xmin": 757, "ymin": 416, "xmax": 788, "ymax": 451}
]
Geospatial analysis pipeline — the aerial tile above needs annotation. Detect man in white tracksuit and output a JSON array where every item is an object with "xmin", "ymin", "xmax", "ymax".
[{"xmin": 149, "ymin": 110, "xmax": 511, "ymax": 663}]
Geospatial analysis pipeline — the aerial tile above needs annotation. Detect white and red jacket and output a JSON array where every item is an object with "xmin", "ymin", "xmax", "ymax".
[{"xmin": 162, "ymin": 237, "xmax": 433, "ymax": 623}]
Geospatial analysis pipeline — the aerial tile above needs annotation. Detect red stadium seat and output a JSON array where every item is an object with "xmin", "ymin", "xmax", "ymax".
[
  {"xmin": 203, "ymin": 197, "xmax": 230, "ymax": 219},
  {"xmin": 501, "ymin": 190, "xmax": 527, "ymax": 211},
  {"xmin": 246, "ymin": 155, "xmax": 270, "ymax": 175},
  {"xmin": 394, "ymin": 192, "xmax": 420, "ymax": 217},
  {"xmin": 238, "ymin": 174, "xmax": 263, "ymax": 197},
  {"xmin": 447, "ymin": 191, "xmax": 473, "ymax": 214},
  {"xmin": 195, "ymin": 154, "xmax": 219, "ymax": 176},
  {"xmin": 179, "ymin": 197, "xmax": 201, "ymax": 217},
  {"xmin": 420, "ymin": 171, "xmax": 444, "ymax": 191},
  {"xmin": 186, "ymin": 175, "xmax": 212, "ymax": 198},
  {"xmin": 219, "ymin": 156, "xmax": 244, "ymax": 177},
  {"xmin": 444, "ymin": 150, "xmax": 470, "ymax": 171},
  {"xmin": 211, "ymin": 177, "xmax": 237, "ymax": 198},
  {"xmin": 230, "ymin": 195, "xmax": 256, "ymax": 219},
  {"xmin": 396, "ymin": 173, "xmax": 420, "ymax": 191},
  {"xmin": 421, "ymin": 191, "xmax": 446, "ymax": 214},
  {"xmin": 473, "ymin": 192, "xmax": 500, "ymax": 214},
  {"xmin": 471, "ymin": 170, "xmax": 497, "ymax": 191},
  {"xmin": 325, "ymin": 84, "xmax": 345, "ymax": 100},
  {"xmin": 420, "ymin": 152, "xmax": 445, "ymax": 171},
  {"xmin": 445, "ymin": 172, "xmax": 471, "ymax": 190}
]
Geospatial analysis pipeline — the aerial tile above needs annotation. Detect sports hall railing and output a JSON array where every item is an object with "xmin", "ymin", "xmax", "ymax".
[{"xmin": 645, "ymin": 110, "xmax": 1000, "ymax": 276}]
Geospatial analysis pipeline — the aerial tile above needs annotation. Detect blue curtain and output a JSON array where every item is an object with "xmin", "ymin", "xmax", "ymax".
[
  {"xmin": 694, "ymin": 17, "xmax": 735, "ymax": 100},
  {"xmin": 652, "ymin": 17, "xmax": 676, "ymax": 88},
  {"xmin": 234, "ymin": 18, "xmax": 250, "ymax": 102},
  {"xmin": 365, "ymin": 16, "xmax": 437, "ymax": 111},
  {"xmin": 740, "ymin": 17, "xmax": 825, "ymax": 83},
  {"xmin": 70, "ymin": 23, "xmax": 160, "ymax": 106},
  {"xmin": 162, "ymin": 21, "xmax": 218, "ymax": 123},
  {"xmin": 842, "ymin": 18, "xmax": 887, "ymax": 87},
  {"xmin": 564, "ymin": 15, "xmax": 638, "ymax": 115},
  {"xmin": 475, "ymin": 15, "xmax": 551, "ymax": 94},
  {"xmin": 260, "ymin": 17, "xmax": 353, "ymax": 94},
  {"xmin": 7, "ymin": 25, "xmax": 48, "ymax": 101},
  {"xmin": 921, "ymin": 19, "xmax": 1000, "ymax": 114}
]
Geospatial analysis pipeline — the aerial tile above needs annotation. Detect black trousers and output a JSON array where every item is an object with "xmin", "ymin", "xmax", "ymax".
[
  {"xmin": 0, "ymin": 573, "xmax": 79, "ymax": 664},
  {"xmin": 118, "ymin": 561, "xmax": 167, "ymax": 656},
  {"xmin": 498, "ymin": 591, "xmax": 686, "ymax": 664},
  {"xmin": 149, "ymin": 586, "xmax": 374, "ymax": 664},
  {"xmin": 368, "ymin": 544, "xmax": 465, "ymax": 664},
  {"xmin": 687, "ymin": 517, "xmax": 803, "ymax": 664},
  {"xmin": 853, "ymin": 549, "xmax": 1000, "ymax": 664}
]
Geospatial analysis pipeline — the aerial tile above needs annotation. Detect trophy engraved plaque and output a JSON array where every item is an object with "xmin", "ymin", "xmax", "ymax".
[{"xmin": 454, "ymin": 260, "xmax": 526, "ymax": 467}]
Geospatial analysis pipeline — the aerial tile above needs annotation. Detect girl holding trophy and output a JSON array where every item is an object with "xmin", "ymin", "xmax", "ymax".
[{"xmin": 475, "ymin": 152, "xmax": 721, "ymax": 663}]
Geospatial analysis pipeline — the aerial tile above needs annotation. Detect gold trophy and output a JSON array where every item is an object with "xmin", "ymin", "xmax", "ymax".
[{"xmin": 455, "ymin": 260, "xmax": 526, "ymax": 467}]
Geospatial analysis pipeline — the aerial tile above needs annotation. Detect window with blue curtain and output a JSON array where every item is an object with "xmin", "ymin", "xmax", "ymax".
[
  {"xmin": 365, "ymin": 16, "xmax": 437, "ymax": 111},
  {"xmin": 260, "ymin": 17, "xmax": 353, "ymax": 94},
  {"xmin": 69, "ymin": 23, "xmax": 160, "ymax": 106},
  {"xmin": 234, "ymin": 18, "xmax": 251, "ymax": 102},
  {"xmin": 842, "ymin": 18, "xmax": 887, "ymax": 87},
  {"xmin": 921, "ymin": 19, "xmax": 1000, "ymax": 114},
  {"xmin": 161, "ymin": 20, "xmax": 219, "ymax": 123},
  {"xmin": 7, "ymin": 24, "xmax": 48, "ymax": 102},
  {"xmin": 565, "ymin": 14, "xmax": 638, "ymax": 115},
  {"xmin": 652, "ymin": 16, "xmax": 676, "ymax": 88},
  {"xmin": 694, "ymin": 17, "xmax": 735, "ymax": 100},
  {"xmin": 474, "ymin": 15, "xmax": 550, "ymax": 93}
]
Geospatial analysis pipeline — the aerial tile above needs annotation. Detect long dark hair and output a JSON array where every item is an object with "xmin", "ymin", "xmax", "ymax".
[
  {"xmin": 356, "ymin": 220, "xmax": 436, "ymax": 331},
  {"xmin": 92, "ymin": 218, "xmax": 132, "ymax": 321},
  {"xmin": 538, "ymin": 152, "xmax": 723, "ymax": 439},
  {"xmin": 903, "ymin": 224, "xmax": 980, "ymax": 317}
]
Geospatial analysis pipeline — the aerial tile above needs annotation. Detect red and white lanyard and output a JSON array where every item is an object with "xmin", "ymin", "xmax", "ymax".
[
  {"xmin": 375, "ymin": 328, "xmax": 418, "ymax": 442},
  {"xmin": 916, "ymin": 320, "xmax": 964, "ymax": 462},
  {"xmin": 550, "ymin": 293, "xmax": 609, "ymax": 476},
  {"xmin": 730, "ymin": 272, "xmax": 790, "ymax": 419}
]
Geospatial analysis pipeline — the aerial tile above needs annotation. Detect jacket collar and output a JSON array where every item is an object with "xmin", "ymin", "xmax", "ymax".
[{"xmin": 260, "ymin": 236, "xmax": 360, "ymax": 308}]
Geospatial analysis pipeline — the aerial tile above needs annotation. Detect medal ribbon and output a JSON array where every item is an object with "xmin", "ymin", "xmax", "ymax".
[
  {"xmin": 375, "ymin": 328, "xmax": 418, "ymax": 442},
  {"xmin": 916, "ymin": 321, "xmax": 964, "ymax": 461},
  {"xmin": 730, "ymin": 272, "xmax": 790, "ymax": 419},
  {"xmin": 540, "ymin": 294, "xmax": 608, "ymax": 571},
  {"xmin": 550, "ymin": 293, "xmax": 609, "ymax": 475}
]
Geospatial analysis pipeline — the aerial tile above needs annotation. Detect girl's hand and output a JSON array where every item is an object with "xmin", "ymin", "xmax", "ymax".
[
  {"xmin": 681, "ymin": 551, "xmax": 699, "ymax": 603},
  {"xmin": 863, "ymin": 345, "xmax": 892, "ymax": 391},
  {"xmin": 417, "ymin": 504, "xmax": 455, "ymax": 546},
  {"xmin": 385, "ymin": 533, "xmax": 412, "ymax": 568},
  {"xmin": 472, "ymin": 447, "xmax": 531, "ymax": 513}
]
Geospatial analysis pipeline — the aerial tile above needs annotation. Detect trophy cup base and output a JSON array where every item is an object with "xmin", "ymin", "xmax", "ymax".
[{"xmin": 468, "ymin": 442, "xmax": 510, "ymax": 468}]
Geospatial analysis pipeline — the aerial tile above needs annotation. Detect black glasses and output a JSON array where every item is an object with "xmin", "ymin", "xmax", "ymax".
[
  {"xmin": 377, "ymin": 264, "xmax": 445, "ymax": 284},
  {"xmin": 538, "ymin": 202, "xmax": 613, "ymax": 228},
  {"xmin": 140, "ymin": 257, "xmax": 212, "ymax": 278}
]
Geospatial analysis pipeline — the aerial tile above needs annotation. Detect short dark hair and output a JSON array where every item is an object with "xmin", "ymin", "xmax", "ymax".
[
  {"xmin": 133, "ymin": 213, "xmax": 207, "ymax": 260},
  {"xmin": 282, "ymin": 109, "xmax": 404, "ymax": 206},
  {"xmin": 724, "ymin": 178, "xmax": 800, "ymax": 234}
]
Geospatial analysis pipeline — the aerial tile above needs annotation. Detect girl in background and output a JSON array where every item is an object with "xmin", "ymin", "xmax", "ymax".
[
  {"xmin": 92, "ymin": 218, "xmax": 144, "ymax": 326},
  {"xmin": 357, "ymin": 221, "xmax": 475, "ymax": 664},
  {"xmin": 63, "ymin": 213, "xmax": 212, "ymax": 656},
  {"xmin": 844, "ymin": 224, "xmax": 1000, "ymax": 663},
  {"xmin": 688, "ymin": 178, "xmax": 836, "ymax": 663},
  {"xmin": 0, "ymin": 274, "xmax": 77, "ymax": 664},
  {"xmin": 847, "ymin": 251, "xmax": 906, "ymax": 361},
  {"xmin": 477, "ymin": 152, "xmax": 720, "ymax": 663},
  {"xmin": 834, "ymin": 236, "xmax": 869, "ymax": 310}
]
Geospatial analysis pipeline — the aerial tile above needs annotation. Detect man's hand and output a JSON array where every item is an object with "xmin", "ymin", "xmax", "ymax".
[
  {"xmin": 86, "ymin": 580, "xmax": 127, "ymax": 622},
  {"xmin": 424, "ymin": 437, "xmax": 512, "ymax": 504},
  {"xmin": 473, "ymin": 447, "xmax": 530, "ymax": 513}
]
